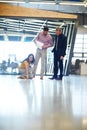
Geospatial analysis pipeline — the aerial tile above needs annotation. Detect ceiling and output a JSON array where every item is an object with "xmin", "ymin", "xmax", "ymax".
[
  {"xmin": 0, "ymin": 17, "xmax": 76, "ymax": 42},
  {"xmin": 0, "ymin": 0, "xmax": 85, "ymax": 3},
  {"xmin": 0, "ymin": 0, "xmax": 86, "ymax": 42},
  {"xmin": 0, "ymin": 0, "xmax": 87, "ymax": 13}
]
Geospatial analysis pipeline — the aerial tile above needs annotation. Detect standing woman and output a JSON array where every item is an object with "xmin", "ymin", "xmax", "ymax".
[{"xmin": 18, "ymin": 54, "xmax": 35, "ymax": 79}]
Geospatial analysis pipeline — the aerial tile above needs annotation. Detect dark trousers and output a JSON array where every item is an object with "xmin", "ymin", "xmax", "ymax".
[{"xmin": 53, "ymin": 52, "xmax": 63, "ymax": 78}]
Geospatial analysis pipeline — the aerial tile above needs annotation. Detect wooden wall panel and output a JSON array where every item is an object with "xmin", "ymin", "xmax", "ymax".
[{"xmin": 0, "ymin": 3, "xmax": 77, "ymax": 19}]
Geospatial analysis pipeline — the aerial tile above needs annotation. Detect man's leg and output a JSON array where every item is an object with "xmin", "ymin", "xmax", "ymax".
[
  {"xmin": 40, "ymin": 49, "xmax": 47, "ymax": 79},
  {"xmin": 49, "ymin": 53, "xmax": 58, "ymax": 79},
  {"xmin": 53, "ymin": 53, "xmax": 58, "ymax": 78},
  {"xmin": 59, "ymin": 59, "xmax": 63, "ymax": 79},
  {"xmin": 33, "ymin": 48, "xmax": 41, "ymax": 77}
]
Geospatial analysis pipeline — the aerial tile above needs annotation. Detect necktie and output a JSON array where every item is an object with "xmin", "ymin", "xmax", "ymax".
[{"xmin": 56, "ymin": 36, "xmax": 58, "ymax": 50}]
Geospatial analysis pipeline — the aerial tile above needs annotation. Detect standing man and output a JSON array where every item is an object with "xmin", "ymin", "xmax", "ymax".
[
  {"xmin": 49, "ymin": 27, "xmax": 67, "ymax": 80},
  {"xmin": 33, "ymin": 26, "xmax": 53, "ymax": 80}
]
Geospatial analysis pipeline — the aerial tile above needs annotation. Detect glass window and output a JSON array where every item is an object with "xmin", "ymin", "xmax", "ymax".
[
  {"xmin": 84, "ymin": 54, "xmax": 87, "ymax": 57},
  {"xmin": 84, "ymin": 44, "xmax": 87, "ymax": 48},
  {"xmin": 84, "ymin": 35, "xmax": 87, "ymax": 39},
  {"xmin": 74, "ymin": 44, "xmax": 83, "ymax": 48},
  {"xmin": 83, "ymin": 49, "xmax": 87, "ymax": 53},
  {"xmin": 73, "ymin": 53, "xmax": 82, "ymax": 57},
  {"xmin": 74, "ymin": 48, "xmax": 82, "ymax": 52},
  {"xmin": 0, "ymin": 41, "xmax": 36, "ymax": 74},
  {"xmin": 84, "ymin": 39, "xmax": 87, "ymax": 44},
  {"xmin": 76, "ymin": 34, "xmax": 83, "ymax": 39},
  {"xmin": 73, "ymin": 34, "xmax": 87, "ymax": 59},
  {"xmin": 75, "ymin": 39, "xmax": 83, "ymax": 44}
]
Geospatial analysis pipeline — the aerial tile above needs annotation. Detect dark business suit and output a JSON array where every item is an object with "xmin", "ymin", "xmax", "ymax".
[{"xmin": 52, "ymin": 34, "xmax": 67, "ymax": 79}]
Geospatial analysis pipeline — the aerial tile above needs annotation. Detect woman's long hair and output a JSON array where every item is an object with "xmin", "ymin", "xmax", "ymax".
[{"xmin": 23, "ymin": 54, "xmax": 35, "ymax": 64}]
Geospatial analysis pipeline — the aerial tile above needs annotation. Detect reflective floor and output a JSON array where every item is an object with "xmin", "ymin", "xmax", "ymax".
[{"xmin": 0, "ymin": 75, "xmax": 87, "ymax": 130}]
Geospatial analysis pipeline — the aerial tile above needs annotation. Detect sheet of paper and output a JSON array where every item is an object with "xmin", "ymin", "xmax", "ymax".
[{"xmin": 36, "ymin": 40, "xmax": 43, "ymax": 49}]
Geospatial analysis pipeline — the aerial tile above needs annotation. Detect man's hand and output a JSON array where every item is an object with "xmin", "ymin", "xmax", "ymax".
[
  {"xmin": 42, "ymin": 44, "xmax": 46, "ymax": 49},
  {"xmin": 60, "ymin": 56, "xmax": 64, "ymax": 60},
  {"xmin": 42, "ymin": 44, "xmax": 50, "ymax": 49}
]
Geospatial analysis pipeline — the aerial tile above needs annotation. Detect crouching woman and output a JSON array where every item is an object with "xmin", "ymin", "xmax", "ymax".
[{"xmin": 18, "ymin": 54, "xmax": 35, "ymax": 79}]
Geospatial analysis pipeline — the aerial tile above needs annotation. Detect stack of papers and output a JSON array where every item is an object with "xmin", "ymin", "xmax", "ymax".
[{"xmin": 36, "ymin": 40, "xmax": 43, "ymax": 49}]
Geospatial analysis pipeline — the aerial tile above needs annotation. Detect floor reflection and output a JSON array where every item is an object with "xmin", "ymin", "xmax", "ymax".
[{"xmin": 0, "ymin": 75, "xmax": 87, "ymax": 130}]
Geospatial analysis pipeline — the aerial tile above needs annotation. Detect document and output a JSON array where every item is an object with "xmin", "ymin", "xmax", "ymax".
[{"xmin": 36, "ymin": 40, "xmax": 43, "ymax": 49}]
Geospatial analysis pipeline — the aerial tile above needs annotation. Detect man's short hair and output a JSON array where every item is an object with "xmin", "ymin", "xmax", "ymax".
[
  {"xmin": 56, "ymin": 27, "xmax": 62, "ymax": 32},
  {"xmin": 43, "ymin": 26, "xmax": 49, "ymax": 31}
]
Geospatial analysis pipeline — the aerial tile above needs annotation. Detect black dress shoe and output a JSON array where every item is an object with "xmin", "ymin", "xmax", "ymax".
[
  {"xmin": 49, "ymin": 77, "xmax": 56, "ymax": 80},
  {"xmin": 56, "ymin": 77, "xmax": 62, "ymax": 80}
]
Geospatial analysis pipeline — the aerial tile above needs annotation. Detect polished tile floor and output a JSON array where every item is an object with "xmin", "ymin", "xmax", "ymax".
[{"xmin": 0, "ymin": 75, "xmax": 87, "ymax": 130}]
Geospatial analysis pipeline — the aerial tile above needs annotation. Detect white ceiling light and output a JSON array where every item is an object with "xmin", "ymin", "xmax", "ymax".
[
  {"xmin": 0, "ymin": 0, "xmax": 24, "ymax": 3},
  {"xmin": 28, "ymin": 2, "xmax": 55, "ymax": 5},
  {"xmin": 59, "ymin": 2, "xmax": 83, "ymax": 6},
  {"xmin": 59, "ymin": 1, "xmax": 87, "ymax": 7},
  {"xmin": 0, "ymin": 0, "xmax": 56, "ymax": 4},
  {"xmin": 84, "ymin": 0, "xmax": 87, "ymax": 7}
]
